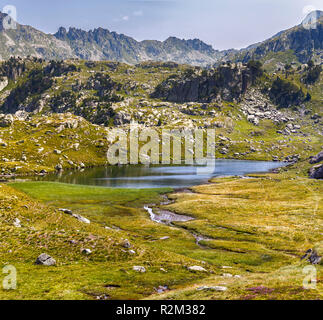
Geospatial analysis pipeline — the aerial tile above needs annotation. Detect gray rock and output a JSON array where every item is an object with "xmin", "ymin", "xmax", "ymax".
[
  {"xmin": 188, "ymin": 266, "xmax": 208, "ymax": 272},
  {"xmin": 55, "ymin": 164, "xmax": 63, "ymax": 171},
  {"xmin": 301, "ymin": 249, "xmax": 322, "ymax": 265},
  {"xmin": 82, "ymin": 249, "xmax": 92, "ymax": 255},
  {"xmin": 0, "ymin": 114, "xmax": 14, "ymax": 127},
  {"xmin": 121, "ymin": 240, "xmax": 131, "ymax": 249},
  {"xmin": 160, "ymin": 236, "xmax": 170, "ymax": 240},
  {"xmin": 197, "ymin": 286, "xmax": 227, "ymax": 292},
  {"xmin": 222, "ymin": 273, "xmax": 233, "ymax": 278},
  {"xmin": 13, "ymin": 218, "xmax": 21, "ymax": 228},
  {"xmin": 72, "ymin": 214, "xmax": 90, "ymax": 224},
  {"xmin": 59, "ymin": 208, "xmax": 73, "ymax": 215},
  {"xmin": 155, "ymin": 285, "xmax": 169, "ymax": 293},
  {"xmin": 309, "ymin": 151, "xmax": 323, "ymax": 164},
  {"xmin": 220, "ymin": 148, "xmax": 228, "ymax": 155},
  {"xmin": 309, "ymin": 164, "xmax": 323, "ymax": 179},
  {"xmin": 35, "ymin": 253, "xmax": 56, "ymax": 266},
  {"xmin": 133, "ymin": 266, "xmax": 146, "ymax": 273}
]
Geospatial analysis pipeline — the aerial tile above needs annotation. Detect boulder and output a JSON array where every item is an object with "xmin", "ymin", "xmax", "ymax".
[
  {"xmin": 160, "ymin": 236, "xmax": 170, "ymax": 240},
  {"xmin": 188, "ymin": 266, "xmax": 208, "ymax": 272},
  {"xmin": 133, "ymin": 266, "xmax": 146, "ymax": 273},
  {"xmin": 13, "ymin": 218, "xmax": 21, "ymax": 228},
  {"xmin": 82, "ymin": 249, "xmax": 92, "ymax": 255},
  {"xmin": 309, "ymin": 164, "xmax": 323, "ymax": 179},
  {"xmin": 59, "ymin": 208, "xmax": 73, "ymax": 215},
  {"xmin": 222, "ymin": 273, "xmax": 233, "ymax": 278},
  {"xmin": 0, "ymin": 114, "xmax": 14, "ymax": 127},
  {"xmin": 197, "ymin": 286, "xmax": 227, "ymax": 292},
  {"xmin": 301, "ymin": 249, "xmax": 322, "ymax": 265},
  {"xmin": 155, "ymin": 285, "xmax": 169, "ymax": 293},
  {"xmin": 35, "ymin": 253, "xmax": 56, "ymax": 266},
  {"xmin": 55, "ymin": 164, "xmax": 63, "ymax": 171},
  {"xmin": 309, "ymin": 151, "xmax": 323, "ymax": 164},
  {"xmin": 72, "ymin": 214, "xmax": 90, "ymax": 224},
  {"xmin": 121, "ymin": 240, "xmax": 131, "ymax": 249}
]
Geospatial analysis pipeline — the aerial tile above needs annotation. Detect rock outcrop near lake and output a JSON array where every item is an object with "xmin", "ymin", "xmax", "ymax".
[
  {"xmin": 151, "ymin": 62, "xmax": 262, "ymax": 103},
  {"xmin": 309, "ymin": 150, "xmax": 323, "ymax": 179}
]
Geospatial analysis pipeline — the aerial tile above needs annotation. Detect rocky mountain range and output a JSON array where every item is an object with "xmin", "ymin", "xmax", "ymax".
[
  {"xmin": 0, "ymin": 11, "xmax": 322, "ymax": 66},
  {"xmin": 227, "ymin": 10, "xmax": 323, "ymax": 65}
]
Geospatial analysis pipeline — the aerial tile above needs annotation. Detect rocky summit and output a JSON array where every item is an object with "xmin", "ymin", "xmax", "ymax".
[{"xmin": 0, "ymin": 12, "xmax": 224, "ymax": 66}]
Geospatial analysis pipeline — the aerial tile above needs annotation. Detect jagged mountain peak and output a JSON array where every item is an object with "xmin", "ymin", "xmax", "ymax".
[
  {"xmin": 303, "ymin": 10, "xmax": 323, "ymax": 22},
  {"xmin": 223, "ymin": 11, "xmax": 323, "ymax": 67},
  {"xmin": 0, "ymin": 11, "xmax": 322, "ymax": 66},
  {"xmin": 52, "ymin": 26, "xmax": 222, "ymax": 65},
  {"xmin": 0, "ymin": 11, "xmax": 8, "ymax": 19}
]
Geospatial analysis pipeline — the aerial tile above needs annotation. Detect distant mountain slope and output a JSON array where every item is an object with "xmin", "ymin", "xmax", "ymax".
[
  {"xmin": 53, "ymin": 27, "xmax": 224, "ymax": 66},
  {"xmin": 225, "ymin": 11, "xmax": 323, "ymax": 65},
  {"xmin": 0, "ymin": 12, "xmax": 75, "ymax": 60},
  {"xmin": 0, "ymin": 12, "xmax": 223, "ymax": 66},
  {"xmin": 0, "ymin": 10, "xmax": 322, "ymax": 66}
]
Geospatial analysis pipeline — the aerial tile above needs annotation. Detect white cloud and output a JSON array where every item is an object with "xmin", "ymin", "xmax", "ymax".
[{"xmin": 122, "ymin": 15, "xmax": 129, "ymax": 21}]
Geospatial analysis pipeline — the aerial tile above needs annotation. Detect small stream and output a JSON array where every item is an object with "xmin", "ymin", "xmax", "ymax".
[
  {"xmin": 144, "ymin": 194, "xmax": 212, "ymax": 248},
  {"xmin": 34, "ymin": 160, "xmax": 285, "ymax": 248}
]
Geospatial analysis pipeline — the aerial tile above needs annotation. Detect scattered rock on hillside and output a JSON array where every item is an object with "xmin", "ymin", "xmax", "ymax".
[
  {"xmin": 197, "ymin": 286, "xmax": 227, "ymax": 292},
  {"xmin": 188, "ymin": 266, "xmax": 208, "ymax": 272},
  {"xmin": 72, "ymin": 214, "xmax": 90, "ymax": 224},
  {"xmin": 82, "ymin": 249, "xmax": 92, "ymax": 255},
  {"xmin": 35, "ymin": 253, "xmax": 56, "ymax": 266},
  {"xmin": 55, "ymin": 164, "xmax": 63, "ymax": 171},
  {"xmin": 155, "ymin": 285, "xmax": 169, "ymax": 294},
  {"xmin": 59, "ymin": 208, "xmax": 90, "ymax": 223},
  {"xmin": 160, "ymin": 236, "xmax": 170, "ymax": 240},
  {"xmin": 247, "ymin": 115, "xmax": 259, "ymax": 126},
  {"xmin": 13, "ymin": 218, "xmax": 21, "ymax": 228},
  {"xmin": 309, "ymin": 151, "xmax": 323, "ymax": 164},
  {"xmin": 121, "ymin": 240, "xmax": 131, "ymax": 248},
  {"xmin": 309, "ymin": 164, "xmax": 323, "ymax": 179},
  {"xmin": 133, "ymin": 266, "xmax": 146, "ymax": 273},
  {"xmin": 0, "ymin": 114, "xmax": 14, "ymax": 127},
  {"xmin": 222, "ymin": 273, "xmax": 233, "ymax": 278},
  {"xmin": 59, "ymin": 208, "xmax": 73, "ymax": 215},
  {"xmin": 301, "ymin": 249, "xmax": 322, "ymax": 265}
]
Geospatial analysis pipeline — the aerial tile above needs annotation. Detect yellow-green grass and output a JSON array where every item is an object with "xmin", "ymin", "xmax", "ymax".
[
  {"xmin": 149, "ymin": 173, "xmax": 322, "ymax": 299},
  {"xmin": 0, "ymin": 183, "xmax": 209, "ymax": 300},
  {"xmin": 7, "ymin": 171, "xmax": 323, "ymax": 300}
]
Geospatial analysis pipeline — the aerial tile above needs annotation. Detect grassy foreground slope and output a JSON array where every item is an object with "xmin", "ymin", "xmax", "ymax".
[
  {"xmin": 4, "ymin": 170, "xmax": 322, "ymax": 300},
  {"xmin": 0, "ymin": 183, "xmax": 211, "ymax": 300}
]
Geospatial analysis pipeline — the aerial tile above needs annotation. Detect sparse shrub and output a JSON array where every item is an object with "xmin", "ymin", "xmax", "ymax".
[
  {"xmin": 247, "ymin": 60, "xmax": 263, "ymax": 80},
  {"xmin": 270, "ymin": 77, "xmax": 305, "ymax": 108},
  {"xmin": 303, "ymin": 65, "xmax": 322, "ymax": 84}
]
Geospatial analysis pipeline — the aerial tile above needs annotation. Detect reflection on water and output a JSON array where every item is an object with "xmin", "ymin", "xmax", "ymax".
[{"xmin": 33, "ymin": 160, "xmax": 285, "ymax": 189}]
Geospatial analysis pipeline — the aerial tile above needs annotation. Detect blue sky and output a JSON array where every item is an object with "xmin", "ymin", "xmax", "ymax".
[{"xmin": 1, "ymin": 0, "xmax": 322, "ymax": 50}]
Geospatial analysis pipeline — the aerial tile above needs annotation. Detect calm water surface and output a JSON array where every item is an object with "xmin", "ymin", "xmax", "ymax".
[{"xmin": 35, "ymin": 160, "xmax": 285, "ymax": 189}]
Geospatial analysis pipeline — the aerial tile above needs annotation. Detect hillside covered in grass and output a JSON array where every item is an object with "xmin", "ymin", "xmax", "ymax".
[
  {"xmin": 0, "ymin": 58, "xmax": 322, "ymax": 177},
  {"xmin": 0, "ymin": 56, "xmax": 321, "ymax": 300}
]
